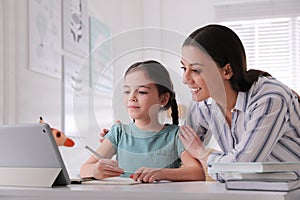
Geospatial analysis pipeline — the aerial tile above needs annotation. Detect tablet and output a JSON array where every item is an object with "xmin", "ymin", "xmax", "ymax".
[{"xmin": 0, "ymin": 123, "xmax": 70, "ymax": 186}]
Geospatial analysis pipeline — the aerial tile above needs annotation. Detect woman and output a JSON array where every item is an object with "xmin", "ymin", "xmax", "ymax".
[{"xmin": 178, "ymin": 24, "xmax": 300, "ymax": 180}]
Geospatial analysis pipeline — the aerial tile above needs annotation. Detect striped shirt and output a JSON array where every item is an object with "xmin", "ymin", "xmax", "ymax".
[{"xmin": 185, "ymin": 76, "xmax": 300, "ymax": 179}]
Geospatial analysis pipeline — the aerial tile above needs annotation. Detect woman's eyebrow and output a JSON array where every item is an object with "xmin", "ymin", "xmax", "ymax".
[{"xmin": 180, "ymin": 60, "xmax": 205, "ymax": 67}]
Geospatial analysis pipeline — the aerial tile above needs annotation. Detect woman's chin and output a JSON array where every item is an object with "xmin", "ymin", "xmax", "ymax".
[{"xmin": 192, "ymin": 94, "xmax": 207, "ymax": 102}]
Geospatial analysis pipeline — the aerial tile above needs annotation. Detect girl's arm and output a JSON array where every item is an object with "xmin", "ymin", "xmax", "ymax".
[
  {"xmin": 131, "ymin": 151, "xmax": 205, "ymax": 182},
  {"xmin": 163, "ymin": 150, "xmax": 205, "ymax": 181},
  {"xmin": 80, "ymin": 139, "xmax": 123, "ymax": 179}
]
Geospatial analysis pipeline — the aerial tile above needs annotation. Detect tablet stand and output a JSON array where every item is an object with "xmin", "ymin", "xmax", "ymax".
[{"xmin": 0, "ymin": 167, "xmax": 61, "ymax": 187}]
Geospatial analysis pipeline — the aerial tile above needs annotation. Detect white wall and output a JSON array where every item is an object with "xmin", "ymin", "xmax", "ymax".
[
  {"xmin": 0, "ymin": 0, "xmax": 214, "ymax": 177},
  {"xmin": 0, "ymin": 0, "xmax": 62, "ymax": 127},
  {"xmin": 0, "ymin": 0, "xmax": 4, "ymax": 124}
]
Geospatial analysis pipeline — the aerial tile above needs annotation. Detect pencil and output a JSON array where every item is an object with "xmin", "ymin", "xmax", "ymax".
[
  {"xmin": 85, "ymin": 145, "xmax": 127, "ymax": 175},
  {"xmin": 84, "ymin": 145, "xmax": 104, "ymax": 160}
]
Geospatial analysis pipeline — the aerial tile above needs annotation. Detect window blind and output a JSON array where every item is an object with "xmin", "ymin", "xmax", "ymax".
[{"xmin": 214, "ymin": 0, "xmax": 300, "ymax": 93}]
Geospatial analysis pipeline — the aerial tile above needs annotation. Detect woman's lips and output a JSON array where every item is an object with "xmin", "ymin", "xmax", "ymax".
[{"xmin": 190, "ymin": 87, "xmax": 201, "ymax": 94}]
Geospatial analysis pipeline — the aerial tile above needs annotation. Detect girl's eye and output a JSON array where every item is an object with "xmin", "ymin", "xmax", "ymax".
[
  {"xmin": 180, "ymin": 66, "xmax": 186, "ymax": 71},
  {"xmin": 123, "ymin": 91, "xmax": 130, "ymax": 95},
  {"xmin": 138, "ymin": 91, "xmax": 148, "ymax": 94}
]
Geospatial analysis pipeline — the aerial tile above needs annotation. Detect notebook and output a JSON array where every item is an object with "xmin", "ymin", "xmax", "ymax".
[
  {"xmin": 0, "ymin": 123, "xmax": 70, "ymax": 186},
  {"xmin": 222, "ymin": 171, "xmax": 298, "ymax": 181},
  {"xmin": 208, "ymin": 162, "xmax": 300, "ymax": 173},
  {"xmin": 71, "ymin": 177, "xmax": 141, "ymax": 185},
  {"xmin": 225, "ymin": 178, "xmax": 300, "ymax": 192}
]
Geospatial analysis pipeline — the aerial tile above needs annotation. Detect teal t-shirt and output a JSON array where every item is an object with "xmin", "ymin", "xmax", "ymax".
[{"xmin": 104, "ymin": 123, "xmax": 185, "ymax": 177}]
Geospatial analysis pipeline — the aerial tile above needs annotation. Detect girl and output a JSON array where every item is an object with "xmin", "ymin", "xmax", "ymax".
[
  {"xmin": 80, "ymin": 60, "xmax": 205, "ymax": 183},
  {"xmin": 178, "ymin": 24, "xmax": 300, "ymax": 180}
]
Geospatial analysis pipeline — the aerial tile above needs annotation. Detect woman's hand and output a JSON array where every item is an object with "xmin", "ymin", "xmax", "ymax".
[
  {"xmin": 99, "ymin": 120, "xmax": 121, "ymax": 143},
  {"xmin": 130, "ymin": 167, "xmax": 163, "ymax": 183},
  {"xmin": 93, "ymin": 159, "xmax": 124, "ymax": 180},
  {"xmin": 99, "ymin": 129, "xmax": 109, "ymax": 143},
  {"xmin": 179, "ymin": 125, "xmax": 209, "ymax": 165}
]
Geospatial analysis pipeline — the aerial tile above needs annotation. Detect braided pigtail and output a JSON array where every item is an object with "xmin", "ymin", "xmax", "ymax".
[{"xmin": 170, "ymin": 97, "xmax": 179, "ymax": 125}]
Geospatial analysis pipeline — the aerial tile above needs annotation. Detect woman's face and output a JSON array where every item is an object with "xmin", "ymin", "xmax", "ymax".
[{"xmin": 181, "ymin": 45, "xmax": 224, "ymax": 102}]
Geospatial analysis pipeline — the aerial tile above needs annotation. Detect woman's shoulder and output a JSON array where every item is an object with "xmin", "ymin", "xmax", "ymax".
[
  {"xmin": 249, "ymin": 76, "xmax": 292, "ymax": 98},
  {"xmin": 244, "ymin": 76, "xmax": 299, "ymax": 110}
]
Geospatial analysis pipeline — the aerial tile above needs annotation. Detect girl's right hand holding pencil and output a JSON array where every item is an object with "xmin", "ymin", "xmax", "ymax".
[{"xmin": 92, "ymin": 159, "xmax": 124, "ymax": 179}]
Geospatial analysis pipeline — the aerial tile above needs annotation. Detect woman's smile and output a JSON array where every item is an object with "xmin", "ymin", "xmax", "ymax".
[{"xmin": 190, "ymin": 87, "xmax": 201, "ymax": 94}]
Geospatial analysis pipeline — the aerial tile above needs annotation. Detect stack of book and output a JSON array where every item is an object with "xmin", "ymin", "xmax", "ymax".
[{"xmin": 208, "ymin": 162, "xmax": 300, "ymax": 192}]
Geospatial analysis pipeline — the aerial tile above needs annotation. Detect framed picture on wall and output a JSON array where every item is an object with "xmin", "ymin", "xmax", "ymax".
[
  {"xmin": 89, "ymin": 16, "xmax": 113, "ymax": 92},
  {"xmin": 62, "ymin": 0, "xmax": 89, "ymax": 59},
  {"xmin": 63, "ymin": 56, "xmax": 89, "ymax": 138},
  {"xmin": 29, "ymin": 0, "xmax": 62, "ymax": 79}
]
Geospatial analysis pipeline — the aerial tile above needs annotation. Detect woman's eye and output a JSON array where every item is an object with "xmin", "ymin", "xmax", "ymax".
[
  {"xmin": 192, "ymin": 69, "xmax": 202, "ymax": 74},
  {"xmin": 180, "ymin": 66, "xmax": 186, "ymax": 71},
  {"xmin": 123, "ymin": 91, "xmax": 130, "ymax": 95}
]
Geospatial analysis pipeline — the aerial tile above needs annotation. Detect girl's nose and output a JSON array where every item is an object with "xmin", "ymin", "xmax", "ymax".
[{"xmin": 129, "ymin": 92, "xmax": 137, "ymax": 101}]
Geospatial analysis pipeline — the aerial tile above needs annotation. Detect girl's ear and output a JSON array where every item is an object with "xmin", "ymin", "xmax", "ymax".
[
  {"xmin": 160, "ymin": 92, "xmax": 170, "ymax": 107},
  {"xmin": 222, "ymin": 63, "xmax": 233, "ymax": 80}
]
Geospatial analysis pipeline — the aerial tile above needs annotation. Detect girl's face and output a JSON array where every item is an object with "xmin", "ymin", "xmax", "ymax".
[
  {"xmin": 123, "ymin": 70, "xmax": 164, "ymax": 122},
  {"xmin": 181, "ymin": 45, "xmax": 224, "ymax": 102}
]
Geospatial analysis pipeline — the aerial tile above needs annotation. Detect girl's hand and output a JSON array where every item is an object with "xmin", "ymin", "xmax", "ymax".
[
  {"xmin": 179, "ymin": 125, "xmax": 207, "ymax": 161},
  {"xmin": 130, "ymin": 167, "xmax": 162, "ymax": 183},
  {"xmin": 93, "ymin": 159, "xmax": 124, "ymax": 179}
]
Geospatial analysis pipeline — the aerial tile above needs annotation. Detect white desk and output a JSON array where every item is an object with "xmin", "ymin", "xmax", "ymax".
[{"xmin": 0, "ymin": 181, "xmax": 299, "ymax": 200}]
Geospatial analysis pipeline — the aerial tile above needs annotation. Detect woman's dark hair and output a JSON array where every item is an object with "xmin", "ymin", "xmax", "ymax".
[
  {"xmin": 124, "ymin": 60, "xmax": 179, "ymax": 125},
  {"xmin": 183, "ymin": 24, "xmax": 271, "ymax": 92}
]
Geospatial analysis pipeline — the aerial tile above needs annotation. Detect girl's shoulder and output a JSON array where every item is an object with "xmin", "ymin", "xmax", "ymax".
[
  {"xmin": 162, "ymin": 124, "xmax": 180, "ymax": 135},
  {"xmin": 164, "ymin": 123, "xmax": 179, "ymax": 130}
]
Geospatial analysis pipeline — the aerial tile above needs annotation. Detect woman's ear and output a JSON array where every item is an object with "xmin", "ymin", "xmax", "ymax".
[
  {"xmin": 222, "ymin": 63, "xmax": 233, "ymax": 80},
  {"xmin": 160, "ymin": 93, "xmax": 170, "ymax": 107}
]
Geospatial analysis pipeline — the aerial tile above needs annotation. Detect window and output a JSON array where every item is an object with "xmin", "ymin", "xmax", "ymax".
[{"xmin": 214, "ymin": 0, "xmax": 300, "ymax": 93}]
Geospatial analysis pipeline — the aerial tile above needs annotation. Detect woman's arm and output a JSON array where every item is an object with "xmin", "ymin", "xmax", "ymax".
[
  {"xmin": 179, "ymin": 126, "xmax": 212, "ymax": 168},
  {"xmin": 79, "ymin": 139, "xmax": 123, "ymax": 179},
  {"xmin": 130, "ymin": 151, "xmax": 205, "ymax": 182},
  {"xmin": 208, "ymin": 96, "xmax": 288, "ymax": 164}
]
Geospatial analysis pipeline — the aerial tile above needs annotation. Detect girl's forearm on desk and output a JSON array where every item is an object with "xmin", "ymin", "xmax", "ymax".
[{"xmin": 159, "ymin": 166, "xmax": 205, "ymax": 181}]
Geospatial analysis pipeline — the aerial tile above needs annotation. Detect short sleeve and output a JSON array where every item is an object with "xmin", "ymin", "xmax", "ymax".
[
  {"xmin": 175, "ymin": 129, "xmax": 185, "ymax": 158},
  {"xmin": 104, "ymin": 123, "xmax": 123, "ymax": 148}
]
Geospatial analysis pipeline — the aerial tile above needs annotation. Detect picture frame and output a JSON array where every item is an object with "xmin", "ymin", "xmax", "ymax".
[
  {"xmin": 89, "ymin": 16, "xmax": 113, "ymax": 92},
  {"xmin": 62, "ymin": 0, "xmax": 89, "ymax": 58},
  {"xmin": 63, "ymin": 56, "xmax": 89, "ymax": 137},
  {"xmin": 28, "ymin": 0, "xmax": 62, "ymax": 79}
]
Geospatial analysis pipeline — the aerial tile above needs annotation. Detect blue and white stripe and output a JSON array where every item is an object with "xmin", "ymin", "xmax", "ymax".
[{"xmin": 186, "ymin": 76, "xmax": 300, "ymax": 179}]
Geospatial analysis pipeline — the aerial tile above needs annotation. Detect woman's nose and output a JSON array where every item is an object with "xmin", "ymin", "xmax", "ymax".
[{"xmin": 183, "ymin": 70, "xmax": 193, "ymax": 85}]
